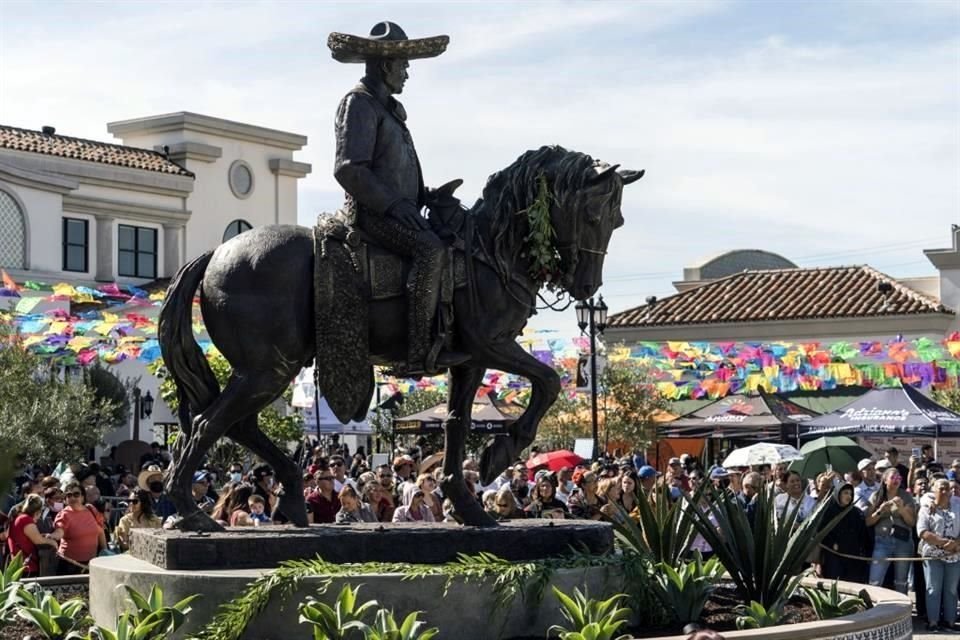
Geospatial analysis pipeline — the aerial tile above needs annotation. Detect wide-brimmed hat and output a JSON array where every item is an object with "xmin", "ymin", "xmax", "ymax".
[
  {"xmin": 328, "ymin": 21, "xmax": 449, "ymax": 64},
  {"xmin": 137, "ymin": 466, "xmax": 164, "ymax": 492}
]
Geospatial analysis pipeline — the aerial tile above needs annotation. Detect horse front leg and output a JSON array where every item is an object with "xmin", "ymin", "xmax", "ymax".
[
  {"xmin": 475, "ymin": 341, "xmax": 561, "ymax": 485},
  {"xmin": 440, "ymin": 365, "xmax": 496, "ymax": 527}
]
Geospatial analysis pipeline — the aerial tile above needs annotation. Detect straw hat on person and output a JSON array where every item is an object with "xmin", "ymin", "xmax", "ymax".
[{"xmin": 137, "ymin": 465, "xmax": 164, "ymax": 492}]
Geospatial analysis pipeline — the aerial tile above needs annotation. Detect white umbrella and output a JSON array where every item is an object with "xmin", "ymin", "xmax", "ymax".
[{"xmin": 722, "ymin": 443, "xmax": 804, "ymax": 468}]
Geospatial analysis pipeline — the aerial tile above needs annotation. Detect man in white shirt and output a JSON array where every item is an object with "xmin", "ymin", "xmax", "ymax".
[{"xmin": 854, "ymin": 458, "xmax": 880, "ymax": 511}]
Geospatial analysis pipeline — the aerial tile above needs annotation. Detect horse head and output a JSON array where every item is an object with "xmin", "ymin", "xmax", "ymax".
[{"xmin": 551, "ymin": 159, "xmax": 643, "ymax": 300}]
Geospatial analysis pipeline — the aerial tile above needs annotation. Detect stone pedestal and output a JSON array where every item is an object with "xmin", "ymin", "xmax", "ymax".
[
  {"xmin": 90, "ymin": 554, "xmax": 623, "ymax": 640},
  {"xmin": 128, "ymin": 520, "xmax": 613, "ymax": 569}
]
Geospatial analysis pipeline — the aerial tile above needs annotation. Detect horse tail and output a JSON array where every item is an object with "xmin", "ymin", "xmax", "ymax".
[{"xmin": 158, "ymin": 251, "xmax": 219, "ymax": 437}]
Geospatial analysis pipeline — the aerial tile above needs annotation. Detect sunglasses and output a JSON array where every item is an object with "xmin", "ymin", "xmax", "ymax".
[
  {"xmin": 331, "ymin": 462, "xmax": 344, "ymax": 467},
  {"xmin": 496, "ymin": 502, "xmax": 512, "ymax": 507},
  {"xmin": 130, "ymin": 499, "xmax": 140, "ymax": 504},
  {"xmin": 65, "ymin": 492, "xmax": 81, "ymax": 498},
  {"xmin": 318, "ymin": 476, "xmax": 334, "ymax": 481}
]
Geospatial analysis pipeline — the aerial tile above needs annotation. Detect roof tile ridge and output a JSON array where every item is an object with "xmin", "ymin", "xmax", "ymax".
[
  {"xmin": 858, "ymin": 265, "xmax": 949, "ymax": 313},
  {"xmin": 1, "ymin": 123, "xmax": 176, "ymax": 161}
]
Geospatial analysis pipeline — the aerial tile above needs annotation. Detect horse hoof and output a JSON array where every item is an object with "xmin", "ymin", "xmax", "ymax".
[
  {"xmin": 175, "ymin": 511, "xmax": 225, "ymax": 533},
  {"xmin": 479, "ymin": 437, "xmax": 516, "ymax": 485}
]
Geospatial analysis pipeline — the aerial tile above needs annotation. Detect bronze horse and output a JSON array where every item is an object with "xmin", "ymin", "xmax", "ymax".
[{"xmin": 159, "ymin": 145, "xmax": 641, "ymax": 530}]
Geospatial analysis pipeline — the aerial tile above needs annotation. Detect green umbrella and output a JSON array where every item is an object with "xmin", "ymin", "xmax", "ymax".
[{"xmin": 788, "ymin": 436, "xmax": 872, "ymax": 478}]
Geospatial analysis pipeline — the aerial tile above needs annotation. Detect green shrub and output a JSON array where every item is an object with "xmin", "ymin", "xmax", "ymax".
[
  {"xmin": 614, "ymin": 484, "xmax": 697, "ymax": 565},
  {"xmin": 683, "ymin": 484, "xmax": 848, "ymax": 609},
  {"xmin": 115, "ymin": 584, "xmax": 198, "ymax": 639},
  {"xmin": 801, "ymin": 581, "xmax": 865, "ymax": 620},
  {"xmin": 547, "ymin": 586, "xmax": 632, "ymax": 640},
  {"xmin": 0, "ymin": 553, "xmax": 27, "ymax": 628},
  {"xmin": 653, "ymin": 550, "xmax": 724, "ymax": 624},
  {"xmin": 298, "ymin": 584, "xmax": 378, "ymax": 640},
  {"xmin": 16, "ymin": 591, "xmax": 91, "ymax": 640},
  {"xmin": 357, "ymin": 609, "xmax": 438, "ymax": 640},
  {"xmin": 734, "ymin": 600, "xmax": 783, "ymax": 629}
]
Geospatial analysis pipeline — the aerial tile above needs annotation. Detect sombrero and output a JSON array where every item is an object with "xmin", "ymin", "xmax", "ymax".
[
  {"xmin": 137, "ymin": 466, "xmax": 164, "ymax": 492},
  {"xmin": 328, "ymin": 21, "xmax": 449, "ymax": 64}
]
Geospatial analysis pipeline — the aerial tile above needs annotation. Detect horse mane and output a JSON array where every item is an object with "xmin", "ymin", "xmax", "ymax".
[{"xmin": 474, "ymin": 145, "xmax": 598, "ymax": 285}]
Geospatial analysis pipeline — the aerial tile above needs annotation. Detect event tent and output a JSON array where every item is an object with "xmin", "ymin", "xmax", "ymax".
[
  {"xmin": 797, "ymin": 384, "xmax": 960, "ymax": 438},
  {"xmin": 657, "ymin": 392, "xmax": 819, "ymax": 442},
  {"xmin": 393, "ymin": 394, "xmax": 518, "ymax": 435},
  {"xmin": 291, "ymin": 366, "xmax": 371, "ymax": 435}
]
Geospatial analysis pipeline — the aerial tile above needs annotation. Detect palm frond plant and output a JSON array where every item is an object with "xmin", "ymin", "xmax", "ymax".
[
  {"xmin": 547, "ymin": 586, "xmax": 632, "ymax": 640},
  {"xmin": 652, "ymin": 550, "xmax": 724, "ymax": 624},
  {"xmin": 801, "ymin": 581, "xmax": 866, "ymax": 620},
  {"xmin": 298, "ymin": 583, "xmax": 379, "ymax": 640},
  {"xmin": 614, "ymin": 483, "xmax": 698, "ymax": 565},
  {"xmin": 357, "ymin": 609, "xmax": 439, "ymax": 640},
  {"xmin": 682, "ymin": 483, "xmax": 850, "ymax": 610}
]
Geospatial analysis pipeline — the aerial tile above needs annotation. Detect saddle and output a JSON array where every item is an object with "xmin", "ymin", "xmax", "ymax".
[{"xmin": 312, "ymin": 181, "xmax": 468, "ymax": 424}]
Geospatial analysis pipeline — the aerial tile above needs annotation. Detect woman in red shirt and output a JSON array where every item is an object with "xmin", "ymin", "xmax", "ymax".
[
  {"xmin": 52, "ymin": 483, "xmax": 105, "ymax": 574},
  {"xmin": 7, "ymin": 494, "xmax": 58, "ymax": 576}
]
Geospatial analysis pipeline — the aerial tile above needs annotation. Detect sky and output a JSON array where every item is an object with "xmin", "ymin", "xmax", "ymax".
[{"xmin": 1, "ymin": 0, "xmax": 958, "ymax": 338}]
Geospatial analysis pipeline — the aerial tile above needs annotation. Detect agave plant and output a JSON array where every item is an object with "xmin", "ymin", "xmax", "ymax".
[
  {"xmin": 652, "ymin": 550, "xmax": 724, "ymax": 624},
  {"xmin": 547, "ymin": 586, "xmax": 632, "ymax": 640},
  {"xmin": 801, "ymin": 581, "xmax": 865, "ymax": 620},
  {"xmin": 683, "ymin": 483, "xmax": 849, "ymax": 609},
  {"xmin": 0, "ymin": 553, "xmax": 26, "ymax": 628},
  {"xmin": 16, "ymin": 592, "xmax": 92, "ymax": 640},
  {"xmin": 298, "ymin": 584, "xmax": 379, "ymax": 640},
  {"xmin": 734, "ymin": 600, "xmax": 783, "ymax": 629},
  {"xmin": 117, "ymin": 584, "xmax": 199, "ymax": 639},
  {"xmin": 357, "ymin": 609, "xmax": 439, "ymax": 640},
  {"xmin": 83, "ymin": 617, "xmax": 166, "ymax": 640},
  {"xmin": 613, "ymin": 483, "xmax": 698, "ymax": 565}
]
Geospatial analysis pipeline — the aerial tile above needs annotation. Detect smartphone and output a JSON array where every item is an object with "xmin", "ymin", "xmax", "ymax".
[
  {"xmin": 825, "ymin": 463, "xmax": 833, "ymax": 473},
  {"xmin": 912, "ymin": 447, "xmax": 921, "ymax": 459}
]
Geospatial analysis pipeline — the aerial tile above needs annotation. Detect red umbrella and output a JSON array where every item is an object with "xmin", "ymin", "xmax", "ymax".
[{"xmin": 526, "ymin": 450, "xmax": 584, "ymax": 472}]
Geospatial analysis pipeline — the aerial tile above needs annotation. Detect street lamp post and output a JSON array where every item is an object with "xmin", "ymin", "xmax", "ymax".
[
  {"xmin": 132, "ymin": 387, "xmax": 154, "ymax": 442},
  {"xmin": 575, "ymin": 296, "xmax": 608, "ymax": 461}
]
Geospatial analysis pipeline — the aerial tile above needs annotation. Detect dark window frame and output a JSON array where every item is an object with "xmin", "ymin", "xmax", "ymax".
[
  {"xmin": 62, "ymin": 217, "xmax": 89, "ymax": 273},
  {"xmin": 117, "ymin": 223, "xmax": 157, "ymax": 278}
]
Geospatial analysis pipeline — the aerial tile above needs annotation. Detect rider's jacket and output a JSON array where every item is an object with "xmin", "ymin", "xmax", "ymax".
[{"xmin": 334, "ymin": 76, "xmax": 425, "ymax": 225}]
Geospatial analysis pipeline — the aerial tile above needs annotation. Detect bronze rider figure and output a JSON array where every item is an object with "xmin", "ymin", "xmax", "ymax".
[{"xmin": 330, "ymin": 21, "xmax": 468, "ymax": 374}]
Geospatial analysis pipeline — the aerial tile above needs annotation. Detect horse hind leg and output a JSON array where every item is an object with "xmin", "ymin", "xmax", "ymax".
[
  {"xmin": 230, "ymin": 415, "xmax": 308, "ymax": 526},
  {"xmin": 169, "ymin": 370, "xmax": 291, "ymax": 531}
]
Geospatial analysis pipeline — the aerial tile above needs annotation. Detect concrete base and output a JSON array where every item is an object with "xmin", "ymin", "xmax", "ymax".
[
  {"xmin": 129, "ymin": 520, "xmax": 614, "ymax": 569},
  {"xmin": 90, "ymin": 554, "xmax": 624, "ymax": 640}
]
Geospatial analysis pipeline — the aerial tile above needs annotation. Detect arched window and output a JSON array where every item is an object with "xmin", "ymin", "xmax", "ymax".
[
  {"xmin": 223, "ymin": 219, "xmax": 252, "ymax": 242},
  {"xmin": 0, "ymin": 189, "xmax": 26, "ymax": 269}
]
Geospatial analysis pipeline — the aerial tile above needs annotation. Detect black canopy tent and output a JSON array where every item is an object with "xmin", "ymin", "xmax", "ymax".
[
  {"xmin": 797, "ymin": 384, "xmax": 960, "ymax": 438},
  {"xmin": 393, "ymin": 393, "xmax": 517, "ymax": 435},
  {"xmin": 658, "ymin": 392, "xmax": 819, "ymax": 443}
]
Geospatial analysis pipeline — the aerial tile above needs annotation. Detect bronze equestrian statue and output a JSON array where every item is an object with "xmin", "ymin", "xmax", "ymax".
[{"xmin": 158, "ymin": 22, "xmax": 643, "ymax": 532}]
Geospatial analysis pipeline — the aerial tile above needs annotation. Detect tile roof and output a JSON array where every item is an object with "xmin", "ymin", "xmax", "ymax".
[
  {"xmin": 608, "ymin": 265, "xmax": 952, "ymax": 328},
  {"xmin": 0, "ymin": 125, "xmax": 193, "ymax": 177}
]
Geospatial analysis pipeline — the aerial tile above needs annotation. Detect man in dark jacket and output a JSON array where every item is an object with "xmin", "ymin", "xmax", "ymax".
[{"xmin": 330, "ymin": 21, "xmax": 466, "ymax": 374}]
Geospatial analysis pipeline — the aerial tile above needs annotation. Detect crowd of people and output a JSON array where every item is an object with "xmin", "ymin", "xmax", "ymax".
[{"xmin": 1, "ymin": 440, "xmax": 958, "ymax": 630}]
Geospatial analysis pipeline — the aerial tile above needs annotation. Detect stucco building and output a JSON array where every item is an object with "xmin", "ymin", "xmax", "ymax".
[{"xmin": 0, "ymin": 112, "xmax": 311, "ymax": 448}]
